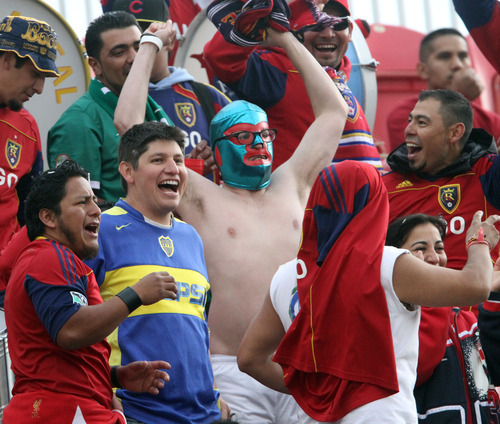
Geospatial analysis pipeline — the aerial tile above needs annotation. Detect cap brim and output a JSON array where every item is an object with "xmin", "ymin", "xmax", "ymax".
[
  {"xmin": 27, "ymin": 55, "xmax": 60, "ymax": 77},
  {"xmin": 0, "ymin": 48, "xmax": 60, "ymax": 77}
]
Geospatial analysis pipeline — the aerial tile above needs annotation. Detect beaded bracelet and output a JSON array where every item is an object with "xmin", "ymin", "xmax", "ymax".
[
  {"xmin": 140, "ymin": 33, "xmax": 163, "ymax": 52},
  {"xmin": 466, "ymin": 227, "xmax": 492, "ymax": 250},
  {"xmin": 116, "ymin": 287, "xmax": 143, "ymax": 313}
]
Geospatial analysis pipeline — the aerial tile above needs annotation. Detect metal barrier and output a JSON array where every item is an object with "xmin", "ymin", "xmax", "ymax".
[{"xmin": 0, "ymin": 308, "xmax": 13, "ymax": 423}]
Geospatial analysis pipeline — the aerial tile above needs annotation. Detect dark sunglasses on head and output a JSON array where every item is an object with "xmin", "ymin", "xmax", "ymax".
[{"xmin": 214, "ymin": 129, "xmax": 278, "ymax": 145}]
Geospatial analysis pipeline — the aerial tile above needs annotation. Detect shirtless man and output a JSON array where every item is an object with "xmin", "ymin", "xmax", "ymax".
[{"xmin": 114, "ymin": 19, "xmax": 348, "ymax": 423}]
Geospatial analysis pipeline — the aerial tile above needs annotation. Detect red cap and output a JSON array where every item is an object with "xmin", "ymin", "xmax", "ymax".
[
  {"xmin": 289, "ymin": 0, "xmax": 315, "ymax": 31},
  {"xmin": 327, "ymin": 0, "xmax": 350, "ymax": 16}
]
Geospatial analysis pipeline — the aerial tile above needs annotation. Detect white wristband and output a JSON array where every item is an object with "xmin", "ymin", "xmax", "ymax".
[{"xmin": 140, "ymin": 34, "xmax": 163, "ymax": 52}]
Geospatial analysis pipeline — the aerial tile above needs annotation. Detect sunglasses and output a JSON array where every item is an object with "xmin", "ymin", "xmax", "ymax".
[
  {"xmin": 331, "ymin": 17, "xmax": 351, "ymax": 31},
  {"xmin": 310, "ymin": 16, "xmax": 350, "ymax": 32},
  {"xmin": 215, "ymin": 129, "xmax": 278, "ymax": 145}
]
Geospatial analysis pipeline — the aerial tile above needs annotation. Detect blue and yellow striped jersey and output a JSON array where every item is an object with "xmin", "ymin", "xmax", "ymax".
[{"xmin": 85, "ymin": 199, "xmax": 220, "ymax": 423}]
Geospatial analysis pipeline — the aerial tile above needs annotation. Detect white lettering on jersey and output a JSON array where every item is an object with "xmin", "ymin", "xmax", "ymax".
[
  {"xmin": 0, "ymin": 167, "xmax": 18, "ymax": 188},
  {"xmin": 448, "ymin": 216, "xmax": 466, "ymax": 235}
]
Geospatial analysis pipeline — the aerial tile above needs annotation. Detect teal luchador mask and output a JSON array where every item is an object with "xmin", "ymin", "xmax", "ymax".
[{"xmin": 210, "ymin": 101, "xmax": 274, "ymax": 190}]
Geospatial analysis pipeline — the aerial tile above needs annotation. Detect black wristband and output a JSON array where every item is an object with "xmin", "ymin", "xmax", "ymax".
[
  {"xmin": 110, "ymin": 365, "xmax": 122, "ymax": 388},
  {"xmin": 116, "ymin": 287, "xmax": 142, "ymax": 313}
]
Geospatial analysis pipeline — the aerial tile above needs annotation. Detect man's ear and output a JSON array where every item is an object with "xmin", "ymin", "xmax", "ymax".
[
  {"xmin": 417, "ymin": 61, "xmax": 429, "ymax": 80},
  {"xmin": 39, "ymin": 208, "xmax": 57, "ymax": 229},
  {"xmin": 346, "ymin": 21, "xmax": 354, "ymax": 43},
  {"xmin": 119, "ymin": 161, "xmax": 134, "ymax": 185},
  {"xmin": 88, "ymin": 57, "xmax": 101, "ymax": 78},
  {"xmin": 448, "ymin": 122, "xmax": 466, "ymax": 145},
  {"xmin": 0, "ymin": 51, "xmax": 16, "ymax": 70}
]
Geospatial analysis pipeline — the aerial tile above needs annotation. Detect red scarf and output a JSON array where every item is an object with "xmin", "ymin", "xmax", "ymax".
[{"xmin": 274, "ymin": 161, "xmax": 398, "ymax": 421}]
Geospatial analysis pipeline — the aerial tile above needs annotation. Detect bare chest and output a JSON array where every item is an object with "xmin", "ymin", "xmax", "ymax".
[{"xmin": 196, "ymin": 196, "xmax": 303, "ymax": 284}]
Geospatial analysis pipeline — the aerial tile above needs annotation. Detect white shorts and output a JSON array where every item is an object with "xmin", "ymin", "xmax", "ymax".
[{"xmin": 211, "ymin": 354, "xmax": 305, "ymax": 424}]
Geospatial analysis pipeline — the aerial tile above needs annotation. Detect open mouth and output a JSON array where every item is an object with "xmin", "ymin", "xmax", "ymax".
[
  {"xmin": 249, "ymin": 155, "xmax": 268, "ymax": 161},
  {"xmin": 85, "ymin": 223, "xmax": 99, "ymax": 235},
  {"xmin": 158, "ymin": 180, "xmax": 179, "ymax": 193},
  {"xmin": 406, "ymin": 142, "xmax": 422, "ymax": 160},
  {"xmin": 244, "ymin": 152, "xmax": 271, "ymax": 166},
  {"xmin": 406, "ymin": 142, "xmax": 421, "ymax": 154},
  {"xmin": 244, "ymin": 144, "xmax": 272, "ymax": 166},
  {"xmin": 315, "ymin": 43, "xmax": 336, "ymax": 53}
]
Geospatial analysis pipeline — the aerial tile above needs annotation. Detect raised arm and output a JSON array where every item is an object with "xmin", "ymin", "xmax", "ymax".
[
  {"xmin": 265, "ymin": 29, "xmax": 348, "ymax": 189},
  {"xmin": 114, "ymin": 20, "xmax": 176, "ymax": 136},
  {"xmin": 393, "ymin": 211, "xmax": 500, "ymax": 307}
]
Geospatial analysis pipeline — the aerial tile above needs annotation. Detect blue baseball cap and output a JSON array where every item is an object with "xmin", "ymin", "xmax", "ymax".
[{"xmin": 0, "ymin": 16, "xmax": 59, "ymax": 77}]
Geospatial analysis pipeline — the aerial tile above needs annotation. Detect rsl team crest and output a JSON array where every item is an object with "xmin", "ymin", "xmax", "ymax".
[
  {"xmin": 438, "ymin": 184, "xmax": 460, "ymax": 214},
  {"xmin": 6, "ymin": 139, "xmax": 21, "ymax": 169},
  {"xmin": 175, "ymin": 103, "xmax": 196, "ymax": 128}
]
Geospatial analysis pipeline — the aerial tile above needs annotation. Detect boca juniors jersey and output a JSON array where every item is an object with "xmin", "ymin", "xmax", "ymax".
[{"xmin": 85, "ymin": 199, "xmax": 220, "ymax": 424}]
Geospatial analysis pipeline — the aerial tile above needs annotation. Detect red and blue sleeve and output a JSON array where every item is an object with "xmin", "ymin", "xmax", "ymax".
[
  {"xmin": 203, "ymin": 31, "xmax": 289, "ymax": 109},
  {"xmin": 453, "ymin": 0, "xmax": 500, "ymax": 74},
  {"xmin": 25, "ymin": 241, "xmax": 90, "ymax": 343}
]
